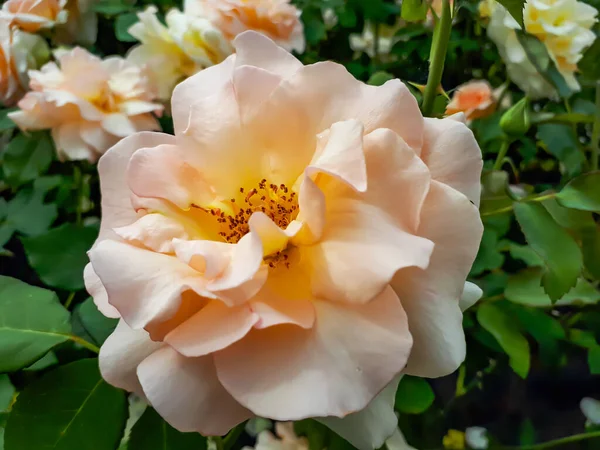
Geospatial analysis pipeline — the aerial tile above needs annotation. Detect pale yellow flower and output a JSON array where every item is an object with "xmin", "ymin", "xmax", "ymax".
[{"xmin": 127, "ymin": 6, "xmax": 232, "ymax": 101}]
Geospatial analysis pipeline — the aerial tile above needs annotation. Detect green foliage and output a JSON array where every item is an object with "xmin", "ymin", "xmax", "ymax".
[
  {"xmin": 500, "ymin": 98, "xmax": 530, "ymax": 137},
  {"xmin": 556, "ymin": 172, "xmax": 600, "ymax": 212},
  {"xmin": 495, "ymin": 0, "xmax": 525, "ymax": 26},
  {"xmin": 128, "ymin": 407, "xmax": 208, "ymax": 450},
  {"xmin": 1, "ymin": 133, "xmax": 54, "ymax": 187},
  {"xmin": 514, "ymin": 202, "xmax": 583, "ymax": 301},
  {"xmin": 22, "ymin": 224, "xmax": 99, "ymax": 291},
  {"xmin": 72, "ymin": 298, "xmax": 118, "ymax": 346},
  {"xmin": 401, "ymin": 0, "xmax": 429, "ymax": 22},
  {"xmin": 115, "ymin": 13, "xmax": 139, "ymax": 42},
  {"xmin": 0, "ymin": 276, "xmax": 71, "ymax": 372},
  {"xmin": 4, "ymin": 359, "xmax": 127, "ymax": 450}
]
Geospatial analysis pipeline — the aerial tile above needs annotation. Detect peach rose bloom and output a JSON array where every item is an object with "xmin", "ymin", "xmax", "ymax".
[
  {"xmin": 185, "ymin": 0, "xmax": 305, "ymax": 52},
  {"xmin": 0, "ymin": 0, "xmax": 67, "ymax": 32},
  {"xmin": 242, "ymin": 423, "xmax": 308, "ymax": 450},
  {"xmin": 9, "ymin": 47, "xmax": 163, "ymax": 162},
  {"xmin": 445, "ymin": 80, "xmax": 497, "ymax": 121},
  {"xmin": 0, "ymin": 18, "xmax": 49, "ymax": 106},
  {"xmin": 85, "ymin": 32, "xmax": 483, "ymax": 449}
]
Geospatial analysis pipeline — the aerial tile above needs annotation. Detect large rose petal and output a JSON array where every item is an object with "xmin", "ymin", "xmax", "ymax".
[
  {"xmin": 233, "ymin": 31, "xmax": 302, "ymax": 79},
  {"xmin": 99, "ymin": 320, "xmax": 162, "ymax": 395},
  {"xmin": 392, "ymin": 180, "xmax": 483, "ymax": 377},
  {"xmin": 215, "ymin": 286, "xmax": 412, "ymax": 420},
  {"xmin": 83, "ymin": 263, "xmax": 119, "ymax": 318},
  {"xmin": 420, "ymin": 118, "xmax": 483, "ymax": 206},
  {"xmin": 317, "ymin": 376, "xmax": 401, "ymax": 450},
  {"xmin": 137, "ymin": 346, "xmax": 252, "ymax": 435}
]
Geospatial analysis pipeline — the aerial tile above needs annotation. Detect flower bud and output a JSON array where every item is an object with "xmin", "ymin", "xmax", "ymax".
[{"xmin": 500, "ymin": 97, "xmax": 531, "ymax": 136}]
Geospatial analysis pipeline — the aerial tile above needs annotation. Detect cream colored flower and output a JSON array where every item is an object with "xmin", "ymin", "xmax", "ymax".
[
  {"xmin": 349, "ymin": 21, "xmax": 404, "ymax": 57},
  {"xmin": 185, "ymin": 0, "xmax": 305, "ymax": 52},
  {"xmin": 85, "ymin": 31, "xmax": 483, "ymax": 450},
  {"xmin": 485, "ymin": 0, "xmax": 598, "ymax": 98},
  {"xmin": 127, "ymin": 6, "xmax": 232, "ymax": 101},
  {"xmin": 242, "ymin": 423, "xmax": 308, "ymax": 450},
  {"xmin": 0, "ymin": 18, "xmax": 49, "ymax": 106},
  {"xmin": 0, "ymin": 0, "xmax": 68, "ymax": 32},
  {"xmin": 9, "ymin": 47, "xmax": 163, "ymax": 162}
]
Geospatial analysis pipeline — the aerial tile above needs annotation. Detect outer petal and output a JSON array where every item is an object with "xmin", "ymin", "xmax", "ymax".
[
  {"xmin": 392, "ymin": 181, "xmax": 483, "ymax": 377},
  {"xmin": 304, "ymin": 129, "xmax": 433, "ymax": 305},
  {"xmin": 215, "ymin": 286, "xmax": 412, "ymax": 420},
  {"xmin": 113, "ymin": 213, "xmax": 189, "ymax": 253},
  {"xmin": 420, "ymin": 117, "xmax": 483, "ymax": 206},
  {"xmin": 89, "ymin": 240, "xmax": 211, "ymax": 329},
  {"xmin": 460, "ymin": 281, "xmax": 483, "ymax": 311},
  {"xmin": 317, "ymin": 376, "xmax": 401, "ymax": 450},
  {"xmin": 137, "ymin": 346, "xmax": 252, "ymax": 435},
  {"xmin": 99, "ymin": 320, "xmax": 162, "ymax": 395},
  {"xmin": 233, "ymin": 31, "xmax": 302, "ymax": 79},
  {"xmin": 165, "ymin": 301, "xmax": 259, "ymax": 357},
  {"xmin": 95, "ymin": 131, "xmax": 176, "ymax": 243},
  {"xmin": 84, "ymin": 263, "xmax": 119, "ymax": 318}
]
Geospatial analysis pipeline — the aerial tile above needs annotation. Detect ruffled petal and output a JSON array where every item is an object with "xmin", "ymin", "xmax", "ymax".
[
  {"xmin": 233, "ymin": 31, "xmax": 302, "ymax": 79},
  {"xmin": 84, "ymin": 263, "xmax": 119, "ymax": 318},
  {"xmin": 317, "ymin": 376, "xmax": 400, "ymax": 450},
  {"xmin": 215, "ymin": 286, "xmax": 412, "ymax": 420},
  {"xmin": 113, "ymin": 213, "xmax": 190, "ymax": 253},
  {"xmin": 420, "ymin": 117, "xmax": 483, "ymax": 206},
  {"xmin": 392, "ymin": 181, "xmax": 483, "ymax": 377},
  {"xmin": 137, "ymin": 346, "xmax": 252, "ymax": 435},
  {"xmin": 165, "ymin": 301, "xmax": 259, "ymax": 357},
  {"xmin": 99, "ymin": 320, "xmax": 162, "ymax": 395}
]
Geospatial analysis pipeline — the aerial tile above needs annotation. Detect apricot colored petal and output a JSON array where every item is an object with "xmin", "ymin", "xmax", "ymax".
[
  {"xmin": 80, "ymin": 123, "xmax": 119, "ymax": 154},
  {"xmin": 89, "ymin": 240, "xmax": 211, "ymax": 329},
  {"xmin": 83, "ymin": 263, "xmax": 119, "ymax": 318},
  {"xmin": 99, "ymin": 319, "xmax": 162, "ymax": 395},
  {"xmin": 54, "ymin": 123, "xmax": 95, "ymax": 161},
  {"xmin": 263, "ymin": 62, "xmax": 423, "ymax": 153},
  {"xmin": 137, "ymin": 346, "xmax": 252, "ymax": 435},
  {"xmin": 165, "ymin": 301, "xmax": 259, "ymax": 357},
  {"xmin": 171, "ymin": 54, "xmax": 235, "ymax": 135},
  {"xmin": 96, "ymin": 131, "xmax": 175, "ymax": 243},
  {"xmin": 232, "ymin": 65, "xmax": 283, "ymax": 119},
  {"xmin": 215, "ymin": 286, "xmax": 412, "ymax": 420},
  {"xmin": 248, "ymin": 211, "xmax": 290, "ymax": 256},
  {"xmin": 113, "ymin": 213, "xmax": 189, "ymax": 253},
  {"xmin": 307, "ymin": 119, "xmax": 367, "ymax": 193},
  {"xmin": 102, "ymin": 113, "xmax": 137, "ymax": 137},
  {"xmin": 317, "ymin": 376, "xmax": 400, "ymax": 450},
  {"xmin": 305, "ymin": 129, "xmax": 433, "ymax": 305},
  {"xmin": 127, "ymin": 143, "xmax": 214, "ymax": 209},
  {"xmin": 233, "ymin": 31, "xmax": 302, "ymax": 79},
  {"xmin": 392, "ymin": 181, "xmax": 483, "ymax": 377},
  {"xmin": 294, "ymin": 176, "xmax": 326, "ymax": 244},
  {"xmin": 420, "ymin": 117, "xmax": 483, "ymax": 206}
]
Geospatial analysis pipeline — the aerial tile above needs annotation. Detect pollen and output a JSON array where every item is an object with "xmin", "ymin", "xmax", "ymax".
[{"xmin": 197, "ymin": 180, "xmax": 299, "ymax": 253}]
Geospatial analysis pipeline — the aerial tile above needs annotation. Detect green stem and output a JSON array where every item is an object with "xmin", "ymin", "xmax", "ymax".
[
  {"xmin": 501, "ymin": 430, "xmax": 600, "ymax": 450},
  {"xmin": 69, "ymin": 335, "xmax": 100, "ymax": 353},
  {"xmin": 223, "ymin": 422, "xmax": 246, "ymax": 450},
  {"xmin": 421, "ymin": 0, "xmax": 452, "ymax": 117},
  {"xmin": 213, "ymin": 436, "xmax": 225, "ymax": 450},
  {"xmin": 493, "ymin": 139, "xmax": 511, "ymax": 171},
  {"xmin": 481, "ymin": 192, "xmax": 557, "ymax": 217},
  {"xmin": 64, "ymin": 292, "xmax": 76, "ymax": 309},
  {"xmin": 591, "ymin": 80, "xmax": 600, "ymax": 170}
]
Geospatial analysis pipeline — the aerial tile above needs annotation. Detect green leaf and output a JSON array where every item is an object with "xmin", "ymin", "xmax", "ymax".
[
  {"xmin": 72, "ymin": 298, "xmax": 118, "ymax": 346},
  {"xmin": 115, "ymin": 12, "xmax": 138, "ymax": 42},
  {"xmin": 0, "ymin": 108, "xmax": 17, "ymax": 132},
  {"xmin": 536, "ymin": 124, "xmax": 584, "ymax": 177},
  {"xmin": 470, "ymin": 229, "xmax": 505, "ymax": 276},
  {"xmin": 505, "ymin": 268, "xmax": 600, "ymax": 307},
  {"xmin": 3, "ymin": 177, "xmax": 59, "ymax": 237},
  {"xmin": 2, "ymin": 133, "xmax": 54, "ymax": 187},
  {"xmin": 0, "ymin": 375, "xmax": 15, "ymax": 412},
  {"xmin": 569, "ymin": 329, "xmax": 597, "ymax": 349},
  {"xmin": 93, "ymin": 0, "xmax": 135, "ymax": 15},
  {"xmin": 302, "ymin": 7, "xmax": 326, "ymax": 45},
  {"xmin": 507, "ymin": 243, "xmax": 544, "ymax": 266},
  {"xmin": 395, "ymin": 376, "xmax": 435, "ymax": 414},
  {"xmin": 367, "ymin": 71, "xmax": 395, "ymax": 86},
  {"xmin": 128, "ymin": 407, "xmax": 208, "ymax": 450},
  {"xmin": 401, "ymin": 0, "xmax": 428, "ymax": 22},
  {"xmin": 556, "ymin": 171, "xmax": 600, "ymax": 212},
  {"xmin": 4, "ymin": 359, "xmax": 127, "ymax": 450},
  {"xmin": 496, "ymin": 0, "xmax": 525, "ymax": 27},
  {"xmin": 0, "ymin": 276, "xmax": 71, "ymax": 372},
  {"xmin": 514, "ymin": 202, "xmax": 583, "ymax": 301},
  {"xmin": 579, "ymin": 37, "xmax": 600, "ymax": 80},
  {"xmin": 22, "ymin": 224, "xmax": 98, "ymax": 291},
  {"xmin": 588, "ymin": 347, "xmax": 600, "ymax": 375},
  {"xmin": 294, "ymin": 420, "xmax": 330, "ymax": 450},
  {"xmin": 477, "ymin": 302, "xmax": 530, "ymax": 378}
]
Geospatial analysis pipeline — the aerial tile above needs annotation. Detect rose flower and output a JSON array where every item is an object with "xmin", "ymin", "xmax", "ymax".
[
  {"xmin": 185, "ymin": 0, "xmax": 305, "ymax": 52},
  {"xmin": 0, "ymin": 0, "xmax": 67, "ymax": 32},
  {"xmin": 9, "ymin": 47, "xmax": 163, "ymax": 162},
  {"xmin": 445, "ymin": 80, "xmax": 497, "ymax": 121},
  {"xmin": 85, "ymin": 32, "xmax": 483, "ymax": 450}
]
